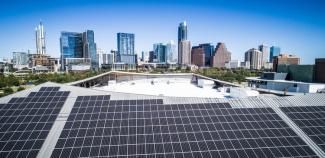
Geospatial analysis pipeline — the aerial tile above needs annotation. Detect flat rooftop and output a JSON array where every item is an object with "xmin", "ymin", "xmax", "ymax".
[{"xmin": 95, "ymin": 81, "xmax": 231, "ymax": 98}]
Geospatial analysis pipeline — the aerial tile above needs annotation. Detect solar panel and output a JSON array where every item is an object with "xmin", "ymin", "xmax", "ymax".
[
  {"xmin": 51, "ymin": 96, "xmax": 317, "ymax": 158},
  {"xmin": 281, "ymin": 106, "xmax": 325, "ymax": 151},
  {"xmin": 0, "ymin": 87, "xmax": 70, "ymax": 158}
]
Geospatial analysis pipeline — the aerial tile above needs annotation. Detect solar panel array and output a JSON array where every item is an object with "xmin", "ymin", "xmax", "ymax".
[
  {"xmin": 51, "ymin": 96, "xmax": 317, "ymax": 158},
  {"xmin": 281, "ymin": 106, "xmax": 325, "ymax": 152},
  {"xmin": 0, "ymin": 87, "xmax": 70, "ymax": 158}
]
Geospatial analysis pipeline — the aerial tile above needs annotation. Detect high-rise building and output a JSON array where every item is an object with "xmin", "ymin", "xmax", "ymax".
[
  {"xmin": 149, "ymin": 51, "xmax": 157, "ymax": 63},
  {"xmin": 35, "ymin": 20, "xmax": 46, "ymax": 55},
  {"xmin": 210, "ymin": 43, "xmax": 231, "ymax": 67},
  {"xmin": 102, "ymin": 53, "xmax": 114, "ymax": 65},
  {"xmin": 178, "ymin": 21, "xmax": 187, "ymax": 42},
  {"xmin": 135, "ymin": 53, "xmax": 138, "ymax": 64},
  {"xmin": 191, "ymin": 46, "xmax": 205, "ymax": 67},
  {"xmin": 166, "ymin": 40, "xmax": 177, "ymax": 63},
  {"xmin": 258, "ymin": 44, "xmax": 270, "ymax": 66},
  {"xmin": 141, "ymin": 51, "xmax": 149, "ymax": 62},
  {"xmin": 273, "ymin": 54, "xmax": 300, "ymax": 72},
  {"xmin": 117, "ymin": 33, "xmax": 135, "ymax": 64},
  {"xmin": 153, "ymin": 43, "xmax": 167, "ymax": 63},
  {"xmin": 83, "ymin": 30, "xmax": 99, "ymax": 71},
  {"xmin": 200, "ymin": 43, "xmax": 214, "ymax": 67},
  {"xmin": 270, "ymin": 46, "xmax": 281, "ymax": 62},
  {"xmin": 178, "ymin": 40, "xmax": 191, "ymax": 65},
  {"xmin": 60, "ymin": 32, "xmax": 83, "ymax": 70},
  {"xmin": 245, "ymin": 48, "xmax": 263, "ymax": 69},
  {"xmin": 178, "ymin": 21, "xmax": 191, "ymax": 65},
  {"xmin": 13, "ymin": 52, "xmax": 28, "ymax": 66},
  {"xmin": 97, "ymin": 49, "xmax": 104, "ymax": 65},
  {"xmin": 110, "ymin": 49, "xmax": 118, "ymax": 63}
]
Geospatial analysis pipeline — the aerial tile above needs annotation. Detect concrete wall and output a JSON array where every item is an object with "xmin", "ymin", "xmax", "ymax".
[
  {"xmin": 298, "ymin": 84, "xmax": 325, "ymax": 93},
  {"xmin": 266, "ymin": 82, "xmax": 295, "ymax": 91},
  {"xmin": 277, "ymin": 65, "xmax": 315, "ymax": 82}
]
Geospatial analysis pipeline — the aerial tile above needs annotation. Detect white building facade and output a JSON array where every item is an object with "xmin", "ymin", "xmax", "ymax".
[{"xmin": 245, "ymin": 48, "xmax": 263, "ymax": 69}]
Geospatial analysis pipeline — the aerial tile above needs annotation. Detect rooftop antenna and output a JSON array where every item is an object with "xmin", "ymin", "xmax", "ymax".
[{"xmin": 274, "ymin": 40, "xmax": 275, "ymax": 46}]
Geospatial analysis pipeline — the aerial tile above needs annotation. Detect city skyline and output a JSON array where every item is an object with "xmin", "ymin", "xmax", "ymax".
[{"xmin": 1, "ymin": 0, "xmax": 325, "ymax": 64}]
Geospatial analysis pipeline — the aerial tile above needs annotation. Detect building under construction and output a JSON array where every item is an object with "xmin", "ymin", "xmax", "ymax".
[{"xmin": 28, "ymin": 54, "xmax": 59, "ymax": 73}]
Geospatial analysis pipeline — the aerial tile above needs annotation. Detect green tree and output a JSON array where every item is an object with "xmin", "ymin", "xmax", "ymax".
[
  {"xmin": 236, "ymin": 74, "xmax": 246, "ymax": 84},
  {"xmin": 21, "ymin": 67, "xmax": 29, "ymax": 70},
  {"xmin": 3, "ymin": 87, "xmax": 14, "ymax": 94},
  {"xmin": 5, "ymin": 75, "xmax": 19, "ymax": 86},
  {"xmin": 17, "ymin": 87, "xmax": 25, "ymax": 92},
  {"xmin": 0, "ymin": 82, "xmax": 7, "ymax": 89},
  {"xmin": 35, "ymin": 79, "xmax": 47, "ymax": 85},
  {"xmin": 186, "ymin": 66, "xmax": 191, "ymax": 72}
]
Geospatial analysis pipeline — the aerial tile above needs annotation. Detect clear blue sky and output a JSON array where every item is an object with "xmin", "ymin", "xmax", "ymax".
[{"xmin": 0, "ymin": 0, "xmax": 324, "ymax": 64}]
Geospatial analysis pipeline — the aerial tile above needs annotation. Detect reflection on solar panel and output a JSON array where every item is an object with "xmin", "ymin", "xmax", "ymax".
[
  {"xmin": 281, "ymin": 106, "xmax": 325, "ymax": 151},
  {"xmin": 51, "ymin": 96, "xmax": 317, "ymax": 158},
  {"xmin": 0, "ymin": 87, "xmax": 70, "ymax": 158}
]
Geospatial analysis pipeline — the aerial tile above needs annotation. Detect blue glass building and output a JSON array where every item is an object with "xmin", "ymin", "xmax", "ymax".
[
  {"xmin": 270, "ymin": 46, "xmax": 281, "ymax": 62},
  {"xmin": 199, "ymin": 43, "xmax": 214, "ymax": 67},
  {"xmin": 153, "ymin": 43, "xmax": 167, "ymax": 63},
  {"xmin": 60, "ymin": 32, "xmax": 83, "ymax": 70},
  {"xmin": 178, "ymin": 21, "xmax": 187, "ymax": 42},
  {"xmin": 83, "ymin": 30, "xmax": 99, "ymax": 71},
  {"xmin": 117, "ymin": 33, "xmax": 135, "ymax": 64}
]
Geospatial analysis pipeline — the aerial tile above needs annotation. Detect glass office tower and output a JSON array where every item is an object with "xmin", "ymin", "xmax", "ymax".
[
  {"xmin": 60, "ymin": 32, "xmax": 83, "ymax": 70},
  {"xmin": 166, "ymin": 40, "xmax": 177, "ymax": 63},
  {"xmin": 199, "ymin": 43, "xmax": 214, "ymax": 67},
  {"xmin": 178, "ymin": 21, "xmax": 187, "ymax": 42},
  {"xmin": 258, "ymin": 44, "xmax": 270, "ymax": 65},
  {"xmin": 153, "ymin": 43, "xmax": 167, "ymax": 63},
  {"xmin": 270, "ymin": 46, "xmax": 281, "ymax": 62},
  {"xmin": 117, "ymin": 33, "xmax": 135, "ymax": 64},
  {"xmin": 83, "ymin": 30, "xmax": 99, "ymax": 71}
]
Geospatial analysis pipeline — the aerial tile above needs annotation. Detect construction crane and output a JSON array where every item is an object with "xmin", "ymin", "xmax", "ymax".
[
  {"xmin": 32, "ymin": 32, "xmax": 46, "ymax": 66},
  {"xmin": 33, "ymin": 20, "xmax": 46, "ymax": 66}
]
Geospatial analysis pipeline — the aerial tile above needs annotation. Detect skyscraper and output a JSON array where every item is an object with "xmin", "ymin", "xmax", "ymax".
[
  {"xmin": 210, "ymin": 43, "xmax": 231, "ymax": 67},
  {"xmin": 258, "ymin": 44, "xmax": 270, "ymax": 66},
  {"xmin": 178, "ymin": 21, "xmax": 187, "ymax": 42},
  {"xmin": 178, "ymin": 21, "xmax": 191, "ymax": 65},
  {"xmin": 83, "ymin": 30, "xmax": 99, "ymax": 71},
  {"xmin": 199, "ymin": 43, "xmax": 214, "ymax": 67},
  {"xmin": 35, "ymin": 20, "xmax": 46, "ymax": 55},
  {"xmin": 190, "ymin": 43, "xmax": 214, "ymax": 67},
  {"xmin": 270, "ymin": 46, "xmax": 281, "ymax": 62},
  {"xmin": 102, "ymin": 53, "xmax": 114, "ymax": 65},
  {"xmin": 149, "ymin": 51, "xmax": 157, "ymax": 63},
  {"xmin": 178, "ymin": 40, "xmax": 191, "ymax": 65},
  {"xmin": 141, "ymin": 51, "xmax": 149, "ymax": 62},
  {"xmin": 110, "ymin": 49, "xmax": 118, "ymax": 63},
  {"xmin": 191, "ymin": 46, "xmax": 205, "ymax": 67},
  {"xmin": 166, "ymin": 40, "xmax": 177, "ymax": 63},
  {"xmin": 60, "ymin": 32, "xmax": 83, "ymax": 70},
  {"xmin": 153, "ymin": 43, "xmax": 167, "ymax": 63},
  {"xmin": 117, "ymin": 33, "xmax": 135, "ymax": 64},
  {"xmin": 245, "ymin": 48, "xmax": 263, "ymax": 69}
]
